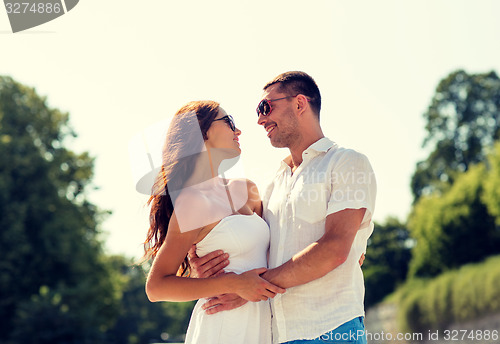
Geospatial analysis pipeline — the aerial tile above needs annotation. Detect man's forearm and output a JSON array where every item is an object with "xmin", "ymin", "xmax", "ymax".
[
  {"xmin": 262, "ymin": 209, "xmax": 365, "ymax": 288},
  {"xmin": 262, "ymin": 241, "xmax": 347, "ymax": 289}
]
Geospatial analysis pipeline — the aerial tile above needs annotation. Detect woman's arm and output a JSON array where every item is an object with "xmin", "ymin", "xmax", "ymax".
[{"xmin": 145, "ymin": 212, "xmax": 284, "ymax": 303}]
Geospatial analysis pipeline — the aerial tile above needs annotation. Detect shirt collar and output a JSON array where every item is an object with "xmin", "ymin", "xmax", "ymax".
[
  {"xmin": 305, "ymin": 137, "xmax": 336, "ymax": 155},
  {"xmin": 278, "ymin": 137, "xmax": 337, "ymax": 172}
]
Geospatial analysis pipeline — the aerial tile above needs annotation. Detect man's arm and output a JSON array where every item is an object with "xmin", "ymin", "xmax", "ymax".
[
  {"xmin": 197, "ymin": 208, "xmax": 366, "ymax": 313},
  {"xmin": 187, "ymin": 247, "xmax": 249, "ymax": 314},
  {"xmin": 261, "ymin": 208, "xmax": 366, "ymax": 288}
]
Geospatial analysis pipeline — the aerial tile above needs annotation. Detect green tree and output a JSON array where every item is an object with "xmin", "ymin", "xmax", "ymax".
[
  {"xmin": 411, "ymin": 70, "xmax": 500, "ymax": 202},
  {"xmin": 407, "ymin": 161, "xmax": 500, "ymax": 279},
  {"xmin": 363, "ymin": 217, "xmax": 412, "ymax": 307},
  {"xmin": 107, "ymin": 257, "xmax": 195, "ymax": 344},
  {"xmin": 0, "ymin": 76, "xmax": 121, "ymax": 343},
  {"xmin": 482, "ymin": 142, "xmax": 500, "ymax": 225}
]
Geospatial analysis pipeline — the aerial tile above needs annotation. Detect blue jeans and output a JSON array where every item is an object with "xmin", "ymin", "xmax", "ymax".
[{"xmin": 282, "ymin": 316, "xmax": 367, "ymax": 344}]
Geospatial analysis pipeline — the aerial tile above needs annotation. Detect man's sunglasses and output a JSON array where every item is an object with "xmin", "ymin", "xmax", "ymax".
[
  {"xmin": 213, "ymin": 115, "xmax": 236, "ymax": 131},
  {"xmin": 256, "ymin": 95, "xmax": 309, "ymax": 117}
]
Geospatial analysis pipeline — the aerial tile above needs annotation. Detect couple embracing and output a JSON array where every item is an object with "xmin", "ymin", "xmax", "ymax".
[{"xmin": 143, "ymin": 71, "xmax": 377, "ymax": 344}]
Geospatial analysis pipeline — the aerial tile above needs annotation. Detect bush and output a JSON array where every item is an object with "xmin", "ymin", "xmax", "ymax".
[{"xmin": 394, "ymin": 255, "xmax": 500, "ymax": 332}]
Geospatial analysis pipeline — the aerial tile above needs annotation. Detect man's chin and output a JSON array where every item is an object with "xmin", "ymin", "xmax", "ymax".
[{"xmin": 269, "ymin": 138, "xmax": 287, "ymax": 148}]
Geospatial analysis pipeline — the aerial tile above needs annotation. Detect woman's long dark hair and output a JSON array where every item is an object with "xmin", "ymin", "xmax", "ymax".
[{"xmin": 143, "ymin": 101, "xmax": 220, "ymax": 276}]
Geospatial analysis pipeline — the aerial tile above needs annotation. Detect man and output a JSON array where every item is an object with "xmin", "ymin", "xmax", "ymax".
[{"xmin": 189, "ymin": 71, "xmax": 376, "ymax": 344}]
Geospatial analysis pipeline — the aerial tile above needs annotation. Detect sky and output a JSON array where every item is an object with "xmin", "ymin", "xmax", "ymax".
[{"xmin": 2, "ymin": 0, "xmax": 500, "ymax": 260}]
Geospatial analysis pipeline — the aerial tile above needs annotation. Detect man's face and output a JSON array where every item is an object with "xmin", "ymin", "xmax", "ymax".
[{"xmin": 257, "ymin": 84, "xmax": 299, "ymax": 148}]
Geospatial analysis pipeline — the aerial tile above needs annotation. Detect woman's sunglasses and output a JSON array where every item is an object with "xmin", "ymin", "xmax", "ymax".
[{"xmin": 213, "ymin": 115, "xmax": 236, "ymax": 131}]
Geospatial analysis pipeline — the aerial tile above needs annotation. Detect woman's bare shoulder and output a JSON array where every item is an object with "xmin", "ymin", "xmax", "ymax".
[
  {"xmin": 226, "ymin": 178, "xmax": 258, "ymax": 189},
  {"xmin": 171, "ymin": 189, "xmax": 216, "ymax": 233}
]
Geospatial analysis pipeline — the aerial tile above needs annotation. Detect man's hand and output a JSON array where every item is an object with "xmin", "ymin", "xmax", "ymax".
[
  {"xmin": 201, "ymin": 293, "xmax": 248, "ymax": 315},
  {"xmin": 188, "ymin": 245, "xmax": 229, "ymax": 278},
  {"xmin": 359, "ymin": 253, "xmax": 365, "ymax": 266}
]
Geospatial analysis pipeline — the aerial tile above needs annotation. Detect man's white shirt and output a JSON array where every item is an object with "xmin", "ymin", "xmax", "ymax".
[{"xmin": 262, "ymin": 137, "xmax": 377, "ymax": 343}]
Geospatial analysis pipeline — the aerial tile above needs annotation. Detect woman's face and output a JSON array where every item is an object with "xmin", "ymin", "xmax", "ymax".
[{"xmin": 205, "ymin": 108, "xmax": 242, "ymax": 153}]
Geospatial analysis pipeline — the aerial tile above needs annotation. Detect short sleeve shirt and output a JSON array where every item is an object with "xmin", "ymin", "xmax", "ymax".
[{"xmin": 262, "ymin": 137, "xmax": 377, "ymax": 343}]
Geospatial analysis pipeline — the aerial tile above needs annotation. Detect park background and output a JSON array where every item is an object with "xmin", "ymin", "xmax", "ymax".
[{"xmin": 1, "ymin": 1, "xmax": 500, "ymax": 343}]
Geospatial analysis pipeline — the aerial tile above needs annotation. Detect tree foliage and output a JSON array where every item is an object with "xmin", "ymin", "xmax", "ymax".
[
  {"xmin": 411, "ymin": 70, "xmax": 500, "ymax": 201},
  {"xmin": 107, "ymin": 257, "xmax": 195, "ymax": 344},
  {"xmin": 407, "ymin": 69, "xmax": 500, "ymax": 279},
  {"xmin": 0, "ymin": 75, "xmax": 207, "ymax": 344},
  {"xmin": 363, "ymin": 217, "xmax": 412, "ymax": 307},
  {"xmin": 482, "ymin": 142, "xmax": 500, "ymax": 225},
  {"xmin": 0, "ymin": 76, "xmax": 120, "ymax": 343},
  {"xmin": 407, "ymin": 148, "xmax": 500, "ymax": 279}
]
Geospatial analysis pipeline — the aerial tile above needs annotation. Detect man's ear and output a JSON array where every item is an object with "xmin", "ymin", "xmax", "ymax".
[{"xmin": 296, "ymin": 94, "xmax": 309, "ymax": 115}]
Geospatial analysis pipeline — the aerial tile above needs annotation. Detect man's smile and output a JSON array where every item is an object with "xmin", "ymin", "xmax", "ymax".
[{"xmin": 265, "ymin": 124, "xmax": 276, "ymax": 137}]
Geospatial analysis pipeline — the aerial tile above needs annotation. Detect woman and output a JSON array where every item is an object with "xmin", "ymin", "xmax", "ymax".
[{"xmin": 144, "ymin": 100, "xmax": 285, "ymax": 344}]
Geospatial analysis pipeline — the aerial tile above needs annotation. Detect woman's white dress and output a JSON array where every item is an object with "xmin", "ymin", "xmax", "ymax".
[{"xmin": 184, "ymin": 213, "xmax": 272, "ymax": 344}]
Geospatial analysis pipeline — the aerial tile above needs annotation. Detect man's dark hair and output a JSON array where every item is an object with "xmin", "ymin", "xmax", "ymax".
[{"xmin": 263, "ymin": 71, "xmax": 321, "ymax": 119}]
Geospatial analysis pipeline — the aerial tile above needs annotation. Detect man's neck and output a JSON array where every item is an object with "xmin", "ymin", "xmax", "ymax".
[{"xmin": 287, "ymin": 134, "xmax": 325, "ymax": 171}]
